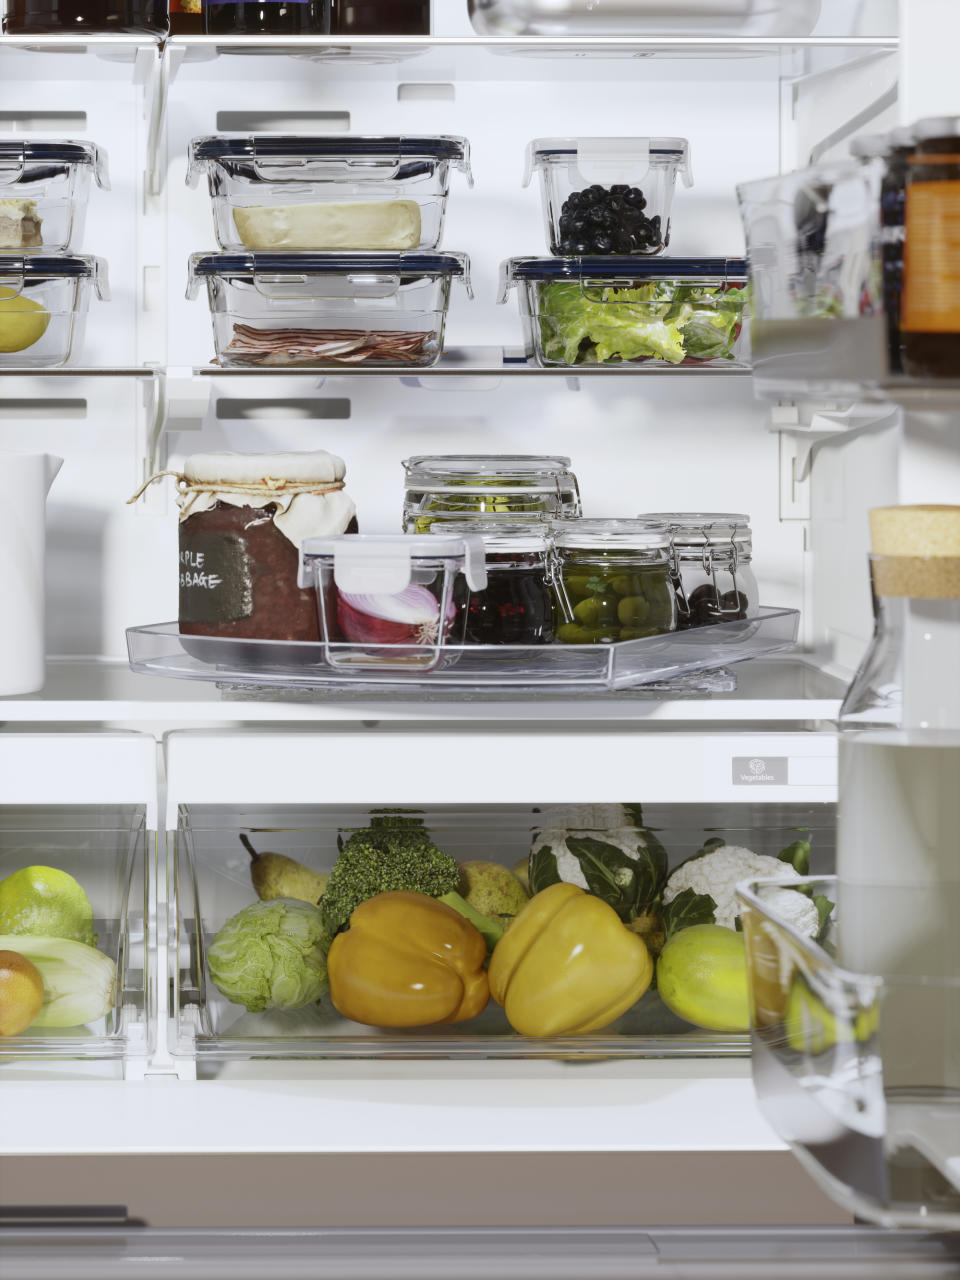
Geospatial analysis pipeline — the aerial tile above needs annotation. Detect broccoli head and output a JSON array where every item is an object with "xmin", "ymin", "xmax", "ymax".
[{"xmin": 321, "ymin": 826, "xmax": 460, "ymax": 932}]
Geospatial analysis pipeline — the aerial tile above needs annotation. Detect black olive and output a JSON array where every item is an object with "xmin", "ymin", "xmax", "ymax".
[
  {"xmin": 570, "ymin": 216, "xmax": 587, "ymax": 234},
  {"xmin": 614, "ymin": 231, "xmax": 634, "ymax": 253},
  {"xmin": 610, "ymin": 184, "xmax": 628, "ymax": 195},
  {"xmin": 650, "ymin": 214, "xmax": 661, "ymax": 228},
  {"xmin": 559, "ymin": 214, "xmax": 573, "ymax": 234},
  {"xmin": 586, "ymin": 206, "xmax": 606, "ymax": 226},
  {"xmin": 588, "ymin": 184, "xmax": 606, "ymax": 197},
  {"xmin": 573, "ymin": 241, "xmax": 592, "ymax": 253},
  {"xmin": 564, "ymin": 192, "xmax": 582, "ymax": 209},
  {"xmin": 559, "ymin": 238, "xmax": 577, "ymax": 254},
  {"xmin": 579, "ymin": 188, "xmax": 598, "ymax": 205},
  {"xmin": 592, "ymin": 234, "xmax": 613, "ymax": 253},
  {"xmin": 721, "ymin": 590, "xmax": 749, "ymax": 617}
]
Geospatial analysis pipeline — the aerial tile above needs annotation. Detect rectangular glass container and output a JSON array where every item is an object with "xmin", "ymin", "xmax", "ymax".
[
  {"xmin": 524, "ymin": 137, "xmax": 692, "ymax": 257},
  {"xmin": 187, "ymin": 135, "xmax": 471, "ymax": 253},
  {"xmin": 402, "ymin": 455, "xmax": 582, "ymax": 532},
  {"xmin": 0, "ymin": 255, "xmax": 108, "ymax": 369},
  {"xmin": 188, "ymin": 251, "xmax": 470, "ymax": 369},
  {"xmin": 0, "ymin": 140, "xmax": 108, "ymax": 254},
  {"xmin": 0, "ymin": 805, "xmax": 147, "ymax": 1062},
  {"xmin": 499, "ymin": 256, "xmax": 749, "ymax": 369}
]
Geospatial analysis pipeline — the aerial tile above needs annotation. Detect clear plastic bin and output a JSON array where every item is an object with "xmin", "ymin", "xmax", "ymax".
[
  {"xmin": 186, "ymin": 135, "xmax": 471, "ymax": 253},
  {"xmin": 402, "ymin": 455, "xmax": 582, "ymax": 532},
  {"xmin": 499, "ymin": 257, "xmax": 749, "ymax": 368},
  {"xmin": 0, "ymin": 255, "xmax": 108, "ymax": 369},
  {"xmin": 737, "ymin": 163, "xmax": 886, "ymax": 396},
  {"xmin": 524, "ymin": 137, "xmax": 692, "ymax": 256},
  {"xmin": 187, "ymin": 251, "xmax": 470, "ymax": 369},
  {"xmin": 298, "ymin": 532, "xmax": 487, "ymax": 671},
  {"xmin": 0, "ymin": 806, "xmax": 147, "ymax": 1061},
  {"xmin": 738, "ymin": 873, "xmax": 960, "ymax": 1231},
  {"xmin": 468, "ymin": 0, "xmax": 821, "ymax": 36},
  {"xmin": 0, "ymin": 140, "xmax": 108, "ymax": 254}
]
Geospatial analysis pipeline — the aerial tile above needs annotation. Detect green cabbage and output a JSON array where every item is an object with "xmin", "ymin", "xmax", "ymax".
[
  {"xmin": 539, "ymin": 280, "xmax": 746, "ymax": 366},
  {"xmin": 207, "ymin": 899, "xmax": 333, "ymax": 1013}
]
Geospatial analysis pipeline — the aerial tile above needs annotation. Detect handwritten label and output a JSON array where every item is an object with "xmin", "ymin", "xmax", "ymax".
[{"xmin": 179, "ymin": 530, "xmax": 253, "ymax": 625}]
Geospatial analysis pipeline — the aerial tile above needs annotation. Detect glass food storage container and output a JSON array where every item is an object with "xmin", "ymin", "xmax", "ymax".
[
  {"xmin": 402, "ymin": 455, "xmax": 582, "ymax": 533},
  {"xmin": 0, "ymin": 141, "xmax": 108, "ymax": 254},
  {"xmin": 553, "ymin": 519, "xmax": 676, "ymax": 644},
  {"xmin": 643, "ymin": 512, "xmax": 758, "ymax": 629},
  {"xmin": 187, "ymin": 251, "xmax": 470, "ymax": 369},
  {"xmin": 431, "ymin": 519, "xmax": 556, "ymax": 645},
  {"xmin": 524, "ymin": 137, "xmax": 692, "ymax": 257},
  {"xmin": 469, "ymin": 0, "xmax": 821, "ymax": 36},
  {"xmin": 737, "ymin": 162, "xmax": 885, "ymax": 395},
  {"xmin": 299, "ymin": 533, "xmax": 487, "ymax": 671},
  {"xmin": 0, "ymin": 255, "xmax": 107, "ymax": 369},
  {"xmin": 186, "ymin": 136, "xmax": 471, "ymax": 253},
  {"xmin": 500, "ymin": 256, "xmax": 749, "ymax": 368}
]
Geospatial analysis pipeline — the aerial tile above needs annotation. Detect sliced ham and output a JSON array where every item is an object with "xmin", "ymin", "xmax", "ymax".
[{"xmin": 225, "ymin": 324, "xmax": 436, "ymax": 366}]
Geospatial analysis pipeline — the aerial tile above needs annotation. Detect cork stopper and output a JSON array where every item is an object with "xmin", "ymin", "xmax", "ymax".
[{"xmin": 869, "ymin": 506, "xmax": 960, "ymax": 598}]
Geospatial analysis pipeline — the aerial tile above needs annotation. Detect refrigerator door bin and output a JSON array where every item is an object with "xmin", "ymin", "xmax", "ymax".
[
  {"xmin": 126, "ymin": 606, "xmax": 799, "ymax": 693},
  {"xmin": 186, "ymin": 135, "xmax": 471, "ymax": 254},
  {"xmin": 0, "ymin": 805, "xmax": 148, "ymax": 1061},
  {"xmin": 172, "ymin": 800, "xmax": 834, "ymax": 1062},
  {"xmin": 738, "ymin": 874, "xmax": 960, "ymax": 1230}
]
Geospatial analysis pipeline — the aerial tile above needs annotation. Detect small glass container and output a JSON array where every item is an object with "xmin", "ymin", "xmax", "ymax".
[
  {"xmin": 187, "ymin": 251, "xmax": 470, "ymax": 369},
  {"xmin": 553, "ymin": 519, "xmax": 676, "ymax": 645},
  {"xmin": 432, "ymin": 519, "xmax": 555, "ymax": 645},
  {"xmin": 524, "ymin": 137, "xmax": 692, "ymax": 257},
  {"xmin": 0, "ymin": 141, "xmax": 108, "ymax": 254},
  {"xmin": 299, "ymin": 533, "xmax": 487, "ymax": 671},
  {"xmin": 0, "ymin": 255, "xmax": 108, "ymax": 369},
  {"xmin": 644, "ymin": 512, "xmax": 757, "ymax": 629},
  {"xmin": 186, "ymin": 136, "xmax": 471, "ymax": 253},
  {"xmin": 902, "ymin": 118, "xmax": 960, "ymax": 379},
  {"xmin": 499, "ymin": 256, "xmax": 749, "ymax": 368},
  {"xmin": 402, "ymin": 455, "xmax": 581, "ymax": 532}
]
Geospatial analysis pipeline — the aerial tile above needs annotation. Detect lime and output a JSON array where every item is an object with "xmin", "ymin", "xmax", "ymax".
[
  {"xmin": 784, "ymin": 978, "xmax": 878, "ymax": 1055},
  {"xmin": 657, "ymin": 924, "xmax": 750, "ymax": 1032},
  {"xmin": 0, "ymin": 866, "xmax": 96, "ymax": 946},
  {"xmin": 0, "ymin": 286, "xmax": 50, "ymax": 354}
]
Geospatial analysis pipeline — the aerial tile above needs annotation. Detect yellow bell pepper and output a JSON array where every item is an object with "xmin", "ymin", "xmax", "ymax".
[
  {"xmin": 488, "ymin": 882, "xmax": 653, "ymax": 1037},
  {"xmin": 327, "ymin": 890, "xmax": 489, "ymax": 1028}
]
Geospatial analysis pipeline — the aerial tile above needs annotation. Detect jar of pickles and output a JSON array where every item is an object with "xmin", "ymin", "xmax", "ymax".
[
  {"xmin": 402, "ymin": 455, "xmax": 581, "ymax": 533},
  {"xmin": 645, "ymin": 513, "xmax": 757, "ymax": 629},
  {"xmin": 434, "ymin": 519, "xmax": 555, "ymax": 644},
  {"xmin": 553, "ymin": 520, "xmax": 676, "ymax": 644}
]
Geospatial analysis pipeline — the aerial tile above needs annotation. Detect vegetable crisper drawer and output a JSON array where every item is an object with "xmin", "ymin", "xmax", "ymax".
[
  {"xmin": 0, "ymin": 806, "xmax": 147, "ymax": 1060},
  {"xmin": 171, "ymin": 801, "xmax": 835, "ymax": 1062}
]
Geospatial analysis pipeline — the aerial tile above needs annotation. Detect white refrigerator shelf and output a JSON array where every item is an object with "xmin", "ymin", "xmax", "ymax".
[{"xmin": 126, "ymin": 606, "xmax": 799, "ymax": 694}]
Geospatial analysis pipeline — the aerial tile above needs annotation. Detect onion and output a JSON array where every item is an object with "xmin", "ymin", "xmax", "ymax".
[{"xmin": 336, "ymin": 584, "xmax": 457, "ymax": 646}]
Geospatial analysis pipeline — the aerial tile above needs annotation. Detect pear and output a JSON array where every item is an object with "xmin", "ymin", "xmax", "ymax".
[
  {"xmin": 460, "ymin": 861, "xmax": 529, "ymax": 920},
  {"xmin": 241, "ymin": 835, "xmax": 329, "ymax": 905},
  {"xmin": 511, "ymin": 856, "xmax": 530, "ymax": 894}
]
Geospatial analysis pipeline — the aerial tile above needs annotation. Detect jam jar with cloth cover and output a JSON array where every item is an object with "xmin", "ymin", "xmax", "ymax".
[
  {"xmin": 552, "ymin": 519, "xmax": 676, "ymax": 644},
  {"xmin": 131, "ymin": 451, "xmax": 357, "ymax": 643},
  {"xmin": 644, "ymin": 512, "xmax": 757, "ymax": 629},
  {"xmin": 402, "ymin": 454, "xmax": 581, "ymax": 532},
  {"xmin": 298, "ymin": 533, "xmax": 487, "ymax": 671},
  {"xmin": 431, "ymin": 519, "xmax": 555, "ymax": 644}
]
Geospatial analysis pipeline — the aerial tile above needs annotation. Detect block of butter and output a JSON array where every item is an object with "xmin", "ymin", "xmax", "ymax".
[
  {"xmin": 233, "ymin": 199, "xmax": 422, "ymax": 251},
  {"xmin": 0, "ymin": 198, "xmax": 43, "ymax": 249}
]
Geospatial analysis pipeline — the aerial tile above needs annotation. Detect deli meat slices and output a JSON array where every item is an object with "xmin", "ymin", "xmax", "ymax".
[{"xmin": 226, "ymin": 324, "xmax": 436, "ymax": 366}]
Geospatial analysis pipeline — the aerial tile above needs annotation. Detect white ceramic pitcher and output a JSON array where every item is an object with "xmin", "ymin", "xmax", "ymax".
[{"xmin": 0, "ymin": 452, "xmax": 63, "ymax": 696}]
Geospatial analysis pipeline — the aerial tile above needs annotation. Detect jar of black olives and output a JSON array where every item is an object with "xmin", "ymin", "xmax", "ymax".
[
  {"xmin": 434, "ymin": 520, "xmax": 555, "ymax": 645},
  {"xmin": 644, "ymin": 513, "xmax": 757, "ymax": 629},
  {"xmin": 553, "ymin": 520, "xmax": 676, "ymax": 644}
]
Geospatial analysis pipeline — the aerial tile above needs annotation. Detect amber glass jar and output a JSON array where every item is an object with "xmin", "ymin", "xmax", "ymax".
[{"xmin": 902, "ymin": 118, "xmax": 960, "ymax": 379}]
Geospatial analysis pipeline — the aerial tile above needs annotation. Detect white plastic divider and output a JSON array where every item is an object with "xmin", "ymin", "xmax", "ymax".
[
  {"xmin": 0, "ymin": 731, "xmax": 158, "ymax": 826},
  {"xmin": 163, "ymin": 728, "xmax": 837, "ymax": 826}
]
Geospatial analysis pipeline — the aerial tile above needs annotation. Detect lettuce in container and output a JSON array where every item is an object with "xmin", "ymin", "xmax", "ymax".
[{"xmin": 539, "ymin": 280, "xmax": 747, "ymax": 366}]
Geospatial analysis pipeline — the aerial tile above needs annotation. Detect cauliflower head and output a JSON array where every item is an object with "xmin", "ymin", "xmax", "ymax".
[{"xmin": 663, "ymin": 845, "xmax": 818, "ymax": 936}]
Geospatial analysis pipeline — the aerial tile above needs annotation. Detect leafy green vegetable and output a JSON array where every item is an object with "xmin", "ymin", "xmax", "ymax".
[
  {"xmin": 529, "ymin": 845, "xmax": 562, "ymax": 897},
  {"xmin": 538, "ymin": 280, "xmax": 746, "ymax": 366},
  {"xmin": 813, "ymin": 894, "xmax": 835, "ymax": 942},
  {"xmin": 662, "ymin": 888, "xmax": 718, "ymax": 939},
  {"xmin": 778, "ymin": 840, "xmax": 811, "ymax": 876},
  {"xmin": 207, "ymin": 899, "xmax": 333, "ymax": 1013},
  {"xmin": 529, "ymin": 829, "xmax": 668, "ymax": 922},
  {"xmin": 0, "ymin": 933, "xmax": 116, "ymax": 1028}
]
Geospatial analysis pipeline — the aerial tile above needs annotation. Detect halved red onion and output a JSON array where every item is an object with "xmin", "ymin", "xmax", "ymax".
[{"xmin": 337, "ymin": 584, "xmax": 456, "ymax": 646}]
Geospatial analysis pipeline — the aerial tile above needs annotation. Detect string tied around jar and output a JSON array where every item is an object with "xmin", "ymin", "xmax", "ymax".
[{"xmin": 127, "ymin": 470, "xmax": 346, "ymax": 505}]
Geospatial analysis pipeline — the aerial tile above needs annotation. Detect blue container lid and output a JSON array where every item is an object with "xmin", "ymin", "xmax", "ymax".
[
  {"xmin": 0, "ymin": 254, "xmax": 102, "ymax": 278},
  {"xmin": 0, "ymin": 140, "xmax": 109, "ymax": 188},
  {"xmin": 188, "ymin": 251, "xmax": 472, "ymax": 299}
]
